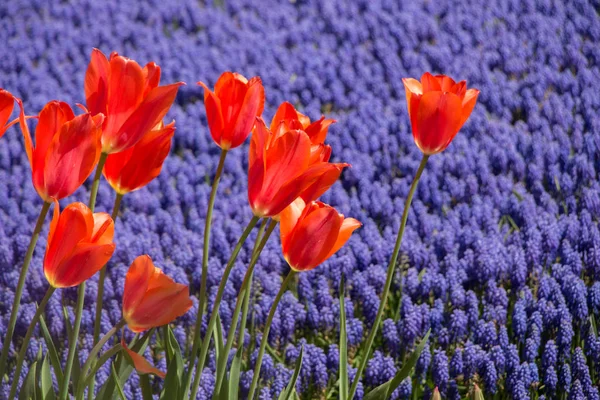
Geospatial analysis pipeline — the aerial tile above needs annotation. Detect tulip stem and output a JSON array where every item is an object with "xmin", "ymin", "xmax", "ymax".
[
  {"xmin": 213, "ymin": 219, "xmax": 276, "ymax": 397},
  {"xmin": 8, "ymin": 286, "xmax": 56, "ymax": 399},
  {"xmin": 186, "ymin": 215, "xmax": 261, "ymax": 400},
  {"xmin": 188, "ymin": 148, "xmax": 228, "ymax": 374},
  {"xmin": 348, "ymin": 154, "xmax": 429, "ymax": 400},
  {"xmin": 88, "ymin": 192, "xmax": 123, "ymax": 399},
  {"xmin": 0, "ymin": 200, "xmax": 51, "ymax": 382},
  {"xmin": 77, "ymin": 319, "xmax": 126, "ymax": 400},
  {"xmin": 61, "ymin": 153, "xmax": 109, "ymax": 400},
  {"xmin": 247, "ymin": 269, "xmax": 296, "ymax": 400}
]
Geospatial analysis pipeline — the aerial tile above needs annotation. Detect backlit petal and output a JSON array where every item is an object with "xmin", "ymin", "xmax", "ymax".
[{"xmin": 121, "ymin": 338, "xmax": 166, "ymax": 378}]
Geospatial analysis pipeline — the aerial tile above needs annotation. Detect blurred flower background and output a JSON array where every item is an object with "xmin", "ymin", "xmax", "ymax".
[{"xmin": 0, "ymin": 0, "xmax": 599, "ymax": 398}]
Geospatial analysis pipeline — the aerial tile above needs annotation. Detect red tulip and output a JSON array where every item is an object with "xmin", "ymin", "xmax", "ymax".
[
  {"xmin": 248, "ymin": 118, "xmax": 347, "ymax": 217},
  {"xmin": 85, "ymin": 48, "xmax": 183, "ymax": 154},
  {"xmin": 103, "ymin": 121, "xmax": 175, "ymax": 194},
  {"xmin": 121, "ymin": 338, "xmax": 165, "ymax": 378},
  {"xmin": 122, "ymin": 255, "xmax": 193, "ymax": 333},
  {"xmin": 402, "ymin": 72, "xmax": 479, "ymax": 155},
  {"xmin": 198, "ymin": 72, "xmax": 265, "ymax": 149},
  {"xmin": 44, "ymin": 202, "xmax": 115, "ymax": 288},
  {"xmin": 279, "ymin": 199, "xmax": 360, "ymax": 271},
  {"xmin": 0, "ymin": 89, "xmax": 17, "ymax": 138},
  {"xmin": 17, "ymin": 100, "xmax": 104, "ymax": 201},
  {"xmin": 270, "ymin": 101, "xmax": 335, "ymax": 145}
]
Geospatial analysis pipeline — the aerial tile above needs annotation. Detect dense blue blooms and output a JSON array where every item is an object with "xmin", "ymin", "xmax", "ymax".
[{"xmin": 0, "ymin": 0, "xmax": 599, "ymax": 397}]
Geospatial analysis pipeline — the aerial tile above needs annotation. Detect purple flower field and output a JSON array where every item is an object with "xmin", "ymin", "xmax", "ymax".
[{"xmin": 1, "ymin": 0, "xmax": 600, "ymax": 398}]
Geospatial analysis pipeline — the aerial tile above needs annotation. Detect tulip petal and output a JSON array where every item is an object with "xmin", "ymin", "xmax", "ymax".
[
  {"xmin": 304, "ymin": 117, "xmax": 335, "ymax": 145},
  {"xmin": 49, "ymin": 242, "xmax": 115, "ymax": 288},
  {"xmin": 123, "ymin": 255, "xmax": 156, "ymax": 318},
  {"xmin": 127, "ymin": 281, "xmax": 192, "ymax": 332},
  {"xmin": 421, "ymin": 72, "xmax": 441, "ymax": 93},
  {"xmin": 459, "ymin": 88, "xmax": 480, "ymax": 128},
  {"xmin": 279, "ymin": 198, "xmax": 306, "ymax": 243},
  {"xmin": 33, "ymin": 101, "xmax": 75, "ymax": 171},
  {"xmin": 270, "ymin": 102, "xmax": 298, "ymax": 132},
  {"xmin": 85, "ymin": 48, "xmax": 110, "ymax": 116},
  {"xmin": 16, "ymin": 99, "xmax": 33, "ymax": 166},
  {"xmin": 43, "ymin": 113, "xmax": 102, "ymax": 200},
  {"xmin": 198, "ymin": 81, "xmax": 225, "ymax": 147},
  {"xmin": 323, "ymin": 218, "xmax": 362, "ymax": 261},
  {"xmin": 229, "ymin": 76, "xmax": 264, "ymax": 148},
  {"xmin": 109, "ymin": 82, "xmax": 183, "ymax": 153},
  {"xmin": 91, "ymin": 212, "xmax": 115, "ymax": 245},
  {"xmin": 0, "ymin": 89, "xmax": 14, "ymax": 136},
  {"xmin": 300, "ymin": 162, "xmax": 348, "ymax": 204},
  {"xmin": 142, "ymin": 62, "xmax": 161, "ymax": 96},
  {"xmin": 437, "ymin": 75, "xmax": 457, "ymax": 92},
  {"xmin": 121, "ymin": 338, "xmax": 166, "ymax": 378},
  {"xmin": 415, "ymin": 91, "xmax": 462, "ymax": 155}
]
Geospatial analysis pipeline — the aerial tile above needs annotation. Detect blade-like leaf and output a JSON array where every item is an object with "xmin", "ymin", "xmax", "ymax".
[
  {"xmin": 112, "ymin": 363, "xmax": 127, "ymax": 400},
  {"xmin": 339, "ymin": 275, "xmax": 349, "ymax": 400},
  {"xmin": 61, "ymin": 305, "xmax": 81, "ymax": 389},
  {"xmin": 226, "ymin": 346, "xmax": 244, "ymax": 400},
  {"xmin": 160, "ymin": 326, "xmax": 184, "ymax": 400},
  {"xmin": 40, "ymin": 354, "xmax": 56, "ymax": 400},
  {"xmin": 278, "ymin": 345, "xmax": 304, "ymax": 400},
  {"xmin": 363, "ymin": 330, "xmax": 431, "ymax": 400},
  {"xmin": 214, "ymin": 314, "xmax": 225, "ymax": 365},
  {"xmin": 39, "ymin": 314, "xmax": 64, "ymax": 388},
  {"xmin": 19, "ymin": 360, "xmax": 38, "ymax": 400},
  {"xmin": 139, "ymin": 374, "xmax": 153, "ymax": 400}
]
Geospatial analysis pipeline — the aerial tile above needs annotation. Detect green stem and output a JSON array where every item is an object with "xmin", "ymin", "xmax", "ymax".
[
  {"xmin": 186, "ymin": 215, "xmax": 260, "ymax": 399},
  {"xmin": 60, "ymin": 152, "xmax": 108, "ymax": 400},
  {"xmin": 88, "ymin": 192, "xmax": 123, "ymax": 399},
  {"xmin": 213, "ymin": 219, "xmax": 276, "ymax": 397},
  {"xmin": 82, "ymin": 344, "xmax": 123, "ymax": 389},
  {"xmin": 188, "ymin": 149, "xmax": 228, "ymax": 371},
  {"xmin": 0, "ymin": 201, "xmax": 51, "ymax": 381},
  {"xmin": 8, "ymin": 287, "xmax": 56, "ymax": 398},
  {"xmin": 76, "ymin": 319, "xmax": 126, "ymax": 399},
  {"xmin": 348, "ymin": 154, "xmax": 429, "ymax": 400},
  {"xmin": 247, "ymin": 270, "xmax": 296, "ymax": 400}
]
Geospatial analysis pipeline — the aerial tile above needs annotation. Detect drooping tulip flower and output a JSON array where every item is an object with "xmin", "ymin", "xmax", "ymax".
[
  {"xmin": 198, "ymin": 72, "xmax": 265, "ymax": 149},
  {"xmin": 85, "ymin": 48, "xmax": 184, "ymax": 154},
  {"xmin": 279, "ymin": 198, "xmax": 361, "ymax": 271},
  {"xmin": 121, "ymin": 338, "xmax": 165, "ymax": 378},
  {"xmin": 122, "ymin": 255, "xmax": 193, "ymax": 333},
  {"xmin": 402, "ymin": 72, "xmax": 479, "ymax": 155},
  {"xmin": 103, "ymin": 121, "xmax": 175, "ymax": 194},
  {"xmin": 248, "ymin": 118, "xmax": 348, "ymax": 217},
  {"xmin": 17, "ymin": 100, "xmax": 104, "ymax": 201},
  {"xmin": 44, "ymin": 202, "xmax": 115, "ymax": 288},
  {"xmin": 0, "ymin": 89, "xmax": 17, "ymax": 138},
  {"xmin": 270, "ymin": 101, "xmax": 335, "ymax": 145}
]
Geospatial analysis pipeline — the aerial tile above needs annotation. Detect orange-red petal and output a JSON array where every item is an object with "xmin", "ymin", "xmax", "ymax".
[
  {"xmin": 121, "ymin": 338, "xmax": 165, "ymax": 378},
  {"xmin": 84, "ymin": 48, "xmax": 110, "ymax": 116},
  {"xmin": 415, "ymin": 91, "xmax": 462, "ymax": 155}
]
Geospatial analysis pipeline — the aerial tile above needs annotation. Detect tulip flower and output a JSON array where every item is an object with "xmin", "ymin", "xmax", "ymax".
[
  {"xmin": 270, "ymin": 101, "xmax": 335, "ymax": 145},
  {"xmin": 0, "ymin": 89, "xmax": 17, "ymax": 138},
  {"xmin": 85, "ymin": 48, "xmax": 183, "ymax": 154},
  {"xmin": 402, "ymin": 72, "xmax": 479, "ymax": 155},
  {"xmin": 103, "ymin": 120, "xmax": 175, "ymax": 194},
  {"xmin": 44, "ymin": 202, "xmax": 115, "ymax": 288},
  {"xmin": 248, "ymin": 118, "xmax": 348, "ymax": 217},
  {"xmin": 280, "ymin": 199, "xmax": 361, "ymax": 271},
  {"xmin": 17, "ymin": 100, "xmax": 104, "ymax": 201},
  {"xmin": 121, "ymin": 338, "xmax": 165, "ymax": 378},
  {"xmin": 122, "ymin": 255, "xmax": 193, "ymax": 333},
  {"xmin": 198, "ymin": 72, "xmax": 265, "ymax": 149}
]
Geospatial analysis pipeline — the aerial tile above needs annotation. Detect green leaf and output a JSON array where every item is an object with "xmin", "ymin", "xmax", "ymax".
[
  {"xmin": 226, "ymin": 346, "xmax": 244, "ymax": 400},
  {"xmin": 40, "ymin": 355, "xmax": 56, "ymax": 400},
  {"xmin": 160, "ymin": 326, "xmax": 184, "ymax": 400},
  {"xmin": 61, "ymin": 305, "xmax": 81, "ymax": 389},
  {"xmin": 112, "ymin": 363, "xmax": 127, "ymax": 400},
  {"xmin": 38, "ymin": 314, "xmax": 64, "ymax": 388},
  {"xmin": 214, "ymin": 314, "xmax": 225, "ymax": 365},
  {"xmin": 338, "ymin": 276, "xmax": 349, "ymax": 400},
  {"xmin": 363, "ymin": 330, "xmax": 431, "ymax": 400},
  {"xmin": 96, "ymin": 328, "xmax": 154, "ymax": 399},
  {"xmin": 139, "ymin": 374, "xmax": 154, "ymax": 400},
  {"xmin": 278, "ymin": 345, "xmax": 304, "ymax": 400},
  {"xmin": 19, "ymin": 360, "xmax": 38, "ymax": 400}
]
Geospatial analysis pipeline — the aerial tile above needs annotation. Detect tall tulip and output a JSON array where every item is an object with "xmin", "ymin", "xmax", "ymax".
[
  {"xmin": 248, "ymin": 118, "xmax": 347, "ymax": 217},
  {"xmin": 122, "ymin": 255, "xmax": 193, "ymax": 333},
  {"xmin": 85, "ymin": 48, "xmax": 183, "ymax": 154},
  {"xmin": 103, "ymin": 120, "xmax": 175, "ymax": 194},
  {"xmin": 402, "ymin": 72, "xmax": 479, "ymax": 155},
  {"xmin": 198, "ymin": 72, "xmax": 264, "ymax": 149},
  {"xmin": 270, "ymin": 101, "xmax": 335, "ymax": 145},
  {"xmin": 17, "ymin": 100, "xmax": 104, "ymax": 202},
  {"xmin": 44, "ymin": 202, "xmax": 115, "ymax": 288}
]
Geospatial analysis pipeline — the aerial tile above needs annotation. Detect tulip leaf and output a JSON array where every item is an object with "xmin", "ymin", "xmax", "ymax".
[
  {"xmin": 20, "ymin": 360, "xmax": 38, "ymax": 400},
  {"xmin": 97, "ymin": 328, "xmax": 154, "ymax": 399},
  {"xmin": 112, "ymin": 363, "xmax": 127, "ymax": 400},
  {"xmin": 160, "ymin": 326, "xmax": 184, "ymax": 400},
  {"xmin": 214, "ymin": 313, "xmax": 225, "ymax": 365},
  {"xmin": 139, "ymin": 374, "xmax": 154, "ymax": 400},
  {"xmin": 40, "ymin": 354, "xmax": 56, "ymax": 400},
  {"xmin": 225, "ymin": 346, "xmax": 244, "ymax": 400},
  {"xmin": 61, "ymin": 305, "xmax": 81, "ymax": 389},
  {"xmin": 278, "ymin": 345, "xmax": 304, "ymax": 400},
  {"xmin": 39, "ymin": 314, "xmax": 64, "ymax": 388},
  {"xmin": 363, "ymin": 330, "xmax": 430, "ymax": 400},
  {"xmin": 338, "ymin": 275, "xmax": 349, "ymax": 400}
]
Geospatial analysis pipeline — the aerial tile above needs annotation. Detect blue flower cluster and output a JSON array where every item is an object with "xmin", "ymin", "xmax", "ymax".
[{"xmin": 0, "ymin": 0, "xmax": 599, "ymax": 398}]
